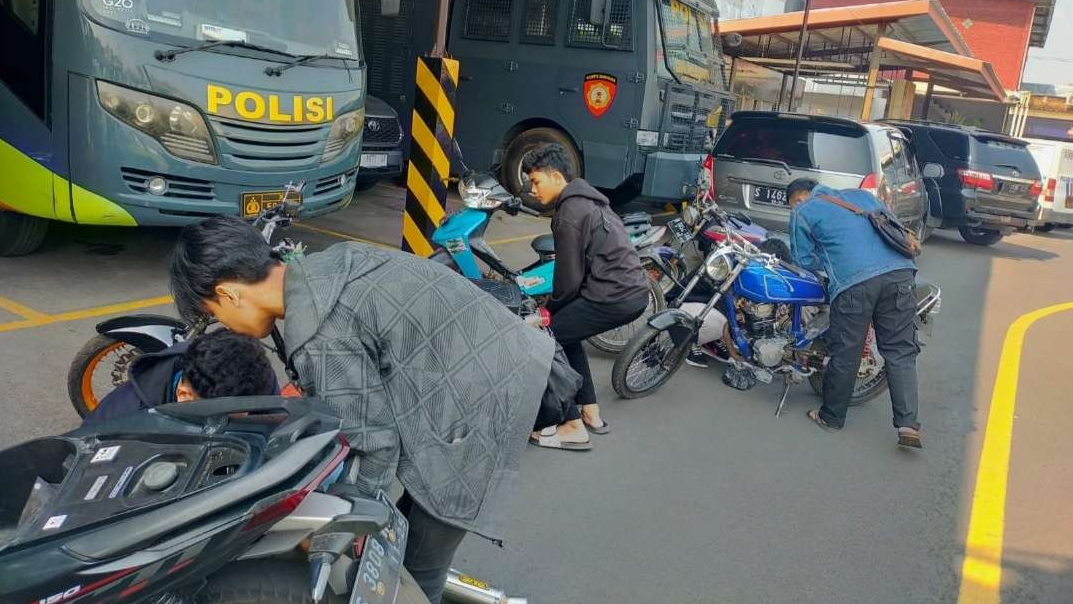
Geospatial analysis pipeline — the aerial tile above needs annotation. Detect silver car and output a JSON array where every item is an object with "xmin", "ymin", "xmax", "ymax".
[{"xmin": 712, "ymin": 112, "xmax": 930, "ymax": 237}]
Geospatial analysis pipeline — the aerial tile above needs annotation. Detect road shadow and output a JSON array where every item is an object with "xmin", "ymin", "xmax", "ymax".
[{"xmin": 925, "ymin": 230, "xmax": 1059, "ymax": 262}]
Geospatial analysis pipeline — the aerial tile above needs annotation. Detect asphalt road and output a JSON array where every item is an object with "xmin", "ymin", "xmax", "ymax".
[{"xmin": 1, "ymin": 186, "xmax": 1071, "ymax": 603}]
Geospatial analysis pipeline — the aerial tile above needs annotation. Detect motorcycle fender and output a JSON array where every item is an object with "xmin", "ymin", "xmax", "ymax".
[
  {"xmin": 97, "ymin": 314, "xmax": 185, "ymax": 353},
  {"xmin": 647, "ymin": 308, "xmax": 697, "ymax": 331}
]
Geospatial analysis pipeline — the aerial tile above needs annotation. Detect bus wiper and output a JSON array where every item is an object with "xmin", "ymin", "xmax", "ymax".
[
  {"xmin": 155, "ymin": 40, "xmax": 295, "ymax": 63},
  {"xmin": 265, "ymin": 53, "xmax": 361, "ymax": 76}
]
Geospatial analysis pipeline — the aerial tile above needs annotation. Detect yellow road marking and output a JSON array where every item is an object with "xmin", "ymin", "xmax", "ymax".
[
  {"xmin": 958, "ymin": 302, "xmax": 1073, "ymax": 604},
  {"xmin": 0, "ymin": 295, "xmax": 175, "ymax": 334},
  {"xmin": 487, "ymin": 234, "xmax": 540, "ymax": 246},
  {"xmin": 291, "ymin": 223, "xmax": 393, "ymax": 249}
]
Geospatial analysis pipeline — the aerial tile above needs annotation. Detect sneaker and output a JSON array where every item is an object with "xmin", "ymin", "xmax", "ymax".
[{"xmin": 686, "ymin": 346, "xmax": 709, "ymax": 368}]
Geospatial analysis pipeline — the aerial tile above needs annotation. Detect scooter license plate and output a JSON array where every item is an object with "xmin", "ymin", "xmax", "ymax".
[
  {"xmin": 351, "ymin": 492, "xmax": 409, "ymax": 604},
  {"xmin": 667, "ymin": 218, "xmax": 692, "ymax": 244}
]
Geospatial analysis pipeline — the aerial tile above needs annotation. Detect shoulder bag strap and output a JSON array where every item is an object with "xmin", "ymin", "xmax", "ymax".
[{"xmin": 815, "ymin": 193, "xmax": 866, "ymax": 216}]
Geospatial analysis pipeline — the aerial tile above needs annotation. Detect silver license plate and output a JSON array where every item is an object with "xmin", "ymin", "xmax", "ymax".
[{"xmin": 360, "ymin": 154, "xmax": 389, "ymax": 168}]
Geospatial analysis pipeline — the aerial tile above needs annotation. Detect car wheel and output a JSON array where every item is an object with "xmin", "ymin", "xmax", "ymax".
[
  {"xmin": 958, "ymin": 226, "xmax": 1004, "ymax": 246},
  {"xmin": 1035, "ymin": 223, "xmax": 1056, "ymax": 233},
  {"xmin": 501, "ymin": 128, "xmax": 581, "ymax": 214}
]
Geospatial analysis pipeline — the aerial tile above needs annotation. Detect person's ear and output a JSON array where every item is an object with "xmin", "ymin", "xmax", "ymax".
[
  {"xmin": 214, "ymin": 284, "xmax": 241, "ymax": 308},
  {"xmin": 175, "ymin": 377, "xmax": 199, "ymax": 402}
]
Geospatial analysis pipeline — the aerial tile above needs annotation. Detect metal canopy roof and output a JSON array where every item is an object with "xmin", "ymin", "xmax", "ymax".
[
  {"xmin": 1028, "ymin": 0, "xmax": 1056, "ymax": 48},
  {"xmin": 874, "ymin": 37, "xmax": 1005, "ymax": 101}
]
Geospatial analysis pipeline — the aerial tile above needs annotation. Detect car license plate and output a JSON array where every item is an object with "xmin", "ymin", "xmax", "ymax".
[
  {"xmin": 753, "ymin": 186, "xmax": 788, "ymax": 206},
  {"xmin": 242, "ymin": 190, "xmax": 302, "ymax": 218},
  {"xmin": 351, "ymin": 492, "xmax": 408, "ymax": 604},
  {"xmin": 667, "ymin": 218, "xmax": 692, "ymax": 244},
  {"xmin": 360, "ymin": 153, "xmax": 389, "ymax": 168}
]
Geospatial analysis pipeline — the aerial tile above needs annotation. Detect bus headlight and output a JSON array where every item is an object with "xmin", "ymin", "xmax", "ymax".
[
  {"xmin": 323, "ymin": 109, "xmax": 366, "ymax": 162},
  {"xmin": 96, "ymin": 81, "xmax": 217, "ymax": 164}
]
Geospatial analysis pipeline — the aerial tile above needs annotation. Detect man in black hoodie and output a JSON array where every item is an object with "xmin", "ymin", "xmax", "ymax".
[
  {"xmin": 82, "ymin": 330, "xmax": 278, "ymax": 426},
  {"xmin": 523, "ymin": 143, "xmax": 650, "ymax": 450}
]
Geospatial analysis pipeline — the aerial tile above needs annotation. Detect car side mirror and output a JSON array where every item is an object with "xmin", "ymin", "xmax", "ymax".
[{"xmin": 922, "ymin": 163, "xmax": 944, "ymax": 179}]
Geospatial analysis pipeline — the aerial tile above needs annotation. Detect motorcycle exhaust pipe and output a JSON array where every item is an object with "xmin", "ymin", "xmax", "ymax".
[{"xmin": 443, "ymin": 568, "xmax": 527, "ymax": 604}]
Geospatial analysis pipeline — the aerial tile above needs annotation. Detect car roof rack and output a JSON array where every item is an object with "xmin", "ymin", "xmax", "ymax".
[
  {"xmin": 881, "ymin": 119, "xmax": 1025, "ymax": 144},
  {"xmin": 730, "ymin": 111, "xmax": 866, "ymax": 130}
]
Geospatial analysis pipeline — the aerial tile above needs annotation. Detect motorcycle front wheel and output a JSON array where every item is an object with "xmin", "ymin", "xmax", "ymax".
[
  {"xmin": 587, "ymin": 277, "xmax": 666, "ymax": 355},
  {"xmin": 66, "ymin": 334, "xmax": 144, "ymax": 418},
  {"xmin": 611, "ymin": 323, "xmax": 692, "ymax": 399}
]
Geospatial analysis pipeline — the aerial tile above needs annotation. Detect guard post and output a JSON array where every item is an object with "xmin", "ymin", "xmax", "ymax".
[{"xmin": 400, "ymin": 56, "xmax": 459, "ymax": 256}]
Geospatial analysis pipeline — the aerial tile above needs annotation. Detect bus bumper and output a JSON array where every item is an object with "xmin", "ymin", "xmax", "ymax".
[{"xmin": 640, "ymin": 151, "xmax": 704, "ymax": 201}]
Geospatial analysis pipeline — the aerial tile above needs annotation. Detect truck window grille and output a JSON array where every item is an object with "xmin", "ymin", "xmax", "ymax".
[
  {"xmin": 522, "ymin": 0, "xmax": 558, "ymax": 44},
  {"xmin": 568, "ymin": 0, "xmax": 631, "ymax": 50},
  {"xmin": 463, "ymin": 0, "xmax": 513, "ymax": 41}
]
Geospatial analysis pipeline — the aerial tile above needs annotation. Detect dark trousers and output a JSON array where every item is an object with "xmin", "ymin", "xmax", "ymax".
[
  {"xmin": 820, "ymin": 269, "xmax": 921, "ymax": 430},
  {"xmin": 397, "ymin": 492, "xmax": 467, "ymax": 604},
  {"xmin": 551, "ymin": 295, "xmax": 649, "ymax": 417}
]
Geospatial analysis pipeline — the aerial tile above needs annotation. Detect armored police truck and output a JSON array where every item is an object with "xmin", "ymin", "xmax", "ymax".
[
  {"xmin": 361, "ymin": 0, "xmax": 730, "ymax": 208},
  {"xmin": 0, "ymin": 0, "xmax": 366, "ymax": 256}
]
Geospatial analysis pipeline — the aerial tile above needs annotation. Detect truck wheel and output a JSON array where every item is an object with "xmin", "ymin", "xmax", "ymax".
[
  {"xmin": 0, "ymin": 211, "xmax": 49, "ymax": 256},
  {"xmin": 958, "ymin": 226, "xmax": 1003, "ymax": 246},
  {"xmin": 1035, "ymin": 223, "xmax": 1056, "ymax": 233},
  {"xmin": 501, "ymin": 128, "xmax": 581, "ymax": 213}
]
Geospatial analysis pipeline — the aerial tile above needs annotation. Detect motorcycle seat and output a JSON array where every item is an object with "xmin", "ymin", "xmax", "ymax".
[{"xmin": 530, "ymin": 234, "xmax": 555, "ymax": 256}]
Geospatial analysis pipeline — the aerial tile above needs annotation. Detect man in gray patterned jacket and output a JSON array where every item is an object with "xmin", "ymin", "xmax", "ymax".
[{"xmin": 169, "ymin": 216, "xmax": 555, "ymax": 603}]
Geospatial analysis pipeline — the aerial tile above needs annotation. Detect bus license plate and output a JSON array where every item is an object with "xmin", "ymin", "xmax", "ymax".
[
  {"xmin": 753, "ymin": 186, "xmax": 788, "ymax": 206},
  {"xmin": 351, "ymin": 492, "xmax": 408, "ymax": 604},
  {"xmin": 667, "ymin": 218, "xmax": 692, "ymax": 244},
  {"xmin": 361, "ymin": 153, "xmax": 389, "ymax": 168},
  {"xmin": 242, "ymin": 190, "xmax": 302, "ymax": 218}
]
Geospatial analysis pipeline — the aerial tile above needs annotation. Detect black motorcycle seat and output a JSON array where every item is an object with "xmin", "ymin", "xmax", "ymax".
[{"xmin": 530, "ymin": 234, "xmax": 554, "ymax": 255}]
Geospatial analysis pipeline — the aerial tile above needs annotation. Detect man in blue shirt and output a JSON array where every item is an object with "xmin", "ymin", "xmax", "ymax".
[{"xmin": 787, "ymin": 179, "xmax": 922, "ymax": 449}]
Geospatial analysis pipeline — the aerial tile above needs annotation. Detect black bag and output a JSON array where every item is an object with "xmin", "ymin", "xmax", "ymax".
[
  {"xmin": 817, "ymin": 193, "xmax": 921, "ymax": 259},
  {"xmin": 534, "ymin": 342, "xmax": 583, "ymax": 430}
]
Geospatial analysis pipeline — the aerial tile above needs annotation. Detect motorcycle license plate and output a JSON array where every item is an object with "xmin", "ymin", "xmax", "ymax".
[
  {"xmin": 242, "ymin": 190, "xmax": 302, "ymax": 218},
  {"xmin": 667, "ymin": 218, "xmax": 692, "ymax": 244},
  {"xmin": 351, "ymin": 492, "xmax": 409, "ymax": 604},
  {"xmin": 753, "ymin": 186, "xmax": 788, "ymax": 206}
]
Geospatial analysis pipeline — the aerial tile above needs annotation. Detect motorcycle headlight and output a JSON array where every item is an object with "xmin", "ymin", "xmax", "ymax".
[
  {"xmin": 459, "ymin": 183, "xmax": 503, "ymax": 210},
  {"xmin": 97, "ymin": 81, "xmax": 216, "ymax": 164},
  {"xmin": 323, "ymin": 108, "xmax": 366, "ymax": 162},
  {"xmin": 705, "ymin": 252, "xmax": 732, "ymax": 282}
]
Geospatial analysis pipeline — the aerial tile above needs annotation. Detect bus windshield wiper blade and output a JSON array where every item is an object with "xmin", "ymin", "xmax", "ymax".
[
  {"xmin": 155, "ymin": 40, "xmax": 295, "ymax": 63},
  {"xmin": 265, "ymin": 53, "xmax": 361, "ymax": 76}
]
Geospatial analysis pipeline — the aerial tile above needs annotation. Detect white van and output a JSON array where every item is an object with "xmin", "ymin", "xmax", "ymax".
[{"xmin": 1026, "ymin": 138, "xmax": 1073, "ymax": 231}]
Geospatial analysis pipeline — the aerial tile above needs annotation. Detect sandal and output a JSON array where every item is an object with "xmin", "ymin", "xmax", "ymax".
[
  {"xmin": 583, "ymin": 419, "xmax": 610, "ymax": 435},
  {"xmin": 897, "ymin": 427, "xmax": 923, "ymax": 449},
  {"xmin": 806, "ymin": 409, "xmax": 841, "ymax": 433},
  {"xmin": 528, "ymin": 426, "xmax": 592, "ymax": 451}
]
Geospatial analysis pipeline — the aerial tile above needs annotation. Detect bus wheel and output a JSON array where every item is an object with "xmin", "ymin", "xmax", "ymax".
[
  {"xmin": 0, "ymin": 211, "xmax": 49, "ymax": 256},
  {"xmin": 502, "ymin": 128, "xmax": 581, "ymax": 214}
]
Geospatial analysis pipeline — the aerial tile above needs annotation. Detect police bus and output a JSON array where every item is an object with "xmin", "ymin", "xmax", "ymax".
[
  {"xmin": 0, "ymin": 0, "xmax": 367, "ymax": 256},
  {"xmin": 361, "ymin": 0, "xmax": 730, "ymax": 208}
]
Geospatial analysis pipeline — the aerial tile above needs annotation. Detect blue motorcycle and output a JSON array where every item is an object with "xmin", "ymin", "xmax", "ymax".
[
  {"xmin": 611, "ymin": 203, "xmax": 942, "ymax": 414},
  {"xmin": 430, "ymin": 172, "xmax": 668, "ymax": 353}
]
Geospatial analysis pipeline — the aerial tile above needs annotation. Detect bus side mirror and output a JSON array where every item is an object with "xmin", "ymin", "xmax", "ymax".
[
  {"xmin": 380, "ymin": 0, "xmax": 399, "ymax": 16},
  {"xmin": 589, "ymin": 0, "xmax": 608, "ymax": 25}
]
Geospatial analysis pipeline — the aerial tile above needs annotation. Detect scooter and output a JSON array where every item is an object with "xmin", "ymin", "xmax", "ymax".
[{"xmin": 430, "ymin": 171, "xmax": 667, "ymax": 353}]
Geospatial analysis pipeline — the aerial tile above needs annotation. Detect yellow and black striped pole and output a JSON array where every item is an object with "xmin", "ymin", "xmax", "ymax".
[{"xmin": 401, "ymin": 56, "xmax": 459, "ymax": 256}]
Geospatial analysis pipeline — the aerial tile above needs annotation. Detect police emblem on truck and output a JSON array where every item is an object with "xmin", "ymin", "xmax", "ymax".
[{"xmin": 583, "ymin": 73, "xmax": 617, "ymax": 118}]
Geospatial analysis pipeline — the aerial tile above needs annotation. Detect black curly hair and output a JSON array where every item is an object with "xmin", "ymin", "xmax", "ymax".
[
  {"xmin": 180, "ymin": 330, "xmax": 277, "ymax": 399},
  {"xmin": 521, "ymin": 143, "xmax": 575, "ymax": 181}
]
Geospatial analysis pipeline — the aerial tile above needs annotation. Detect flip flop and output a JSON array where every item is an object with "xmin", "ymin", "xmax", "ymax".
[
  {"xmin": 528, "ymin": 426, "xmax": 592, "ymax": 451},
  {"xmin": 583, "ymin": 419, "xmax": 611, "ymax": 435},
  {"xmin": 897, "ymin": 428, "xmax": 923, "ymax": 449},
  {"xmin": 806, "ymin": 409, "xmax": 841, "ymax": 433}
]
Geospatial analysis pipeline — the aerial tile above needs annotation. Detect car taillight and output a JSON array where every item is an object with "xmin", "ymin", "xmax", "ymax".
[
  {"xmin": 1043, "ymin": 178, "xmax": 1055, "ymax": 202},
  {"xmin": 859, "ymin": 173, "xmax": 878, "ymax": 196},
  {"xmin": 244, "ymin": 436, "xmax": 350, "ymax": 531},
  {"xmin": 958, "ymin": 169, "xmax": 995, "ymax": 192}
]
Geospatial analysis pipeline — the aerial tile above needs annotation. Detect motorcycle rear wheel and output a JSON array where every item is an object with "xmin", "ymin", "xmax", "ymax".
[
  {"xmin": 587, "ymin": 277, "xmax": 666, "ymax": 355},
  {"xmin": 611, "ymin": 323, "xmax": 692, "ymax": 399},
  {"xmin": 806, "ymin": 332, "xmax": 889, "ymax": 405},
  {"xmin": 66, "ymin": 334, "xmax": 144, "ymax": 418},
  {"xmin": 197, "ymin": 561, "xmax": 429, "ymax": 604}
]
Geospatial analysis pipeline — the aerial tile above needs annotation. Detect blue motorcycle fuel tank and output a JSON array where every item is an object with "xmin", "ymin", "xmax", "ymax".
[{"xmin": 733, "ymin": 262, "xmax": 826, "ymax": 304}]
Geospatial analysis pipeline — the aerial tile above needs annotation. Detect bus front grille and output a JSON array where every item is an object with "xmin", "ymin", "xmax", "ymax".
[
  {"xmin": 120, "ymin": 167, "xmax": 214, "ymax": 200},
  {"xmin": 209, "ymin": 117, "xmax": 331, "ymax": 171}
]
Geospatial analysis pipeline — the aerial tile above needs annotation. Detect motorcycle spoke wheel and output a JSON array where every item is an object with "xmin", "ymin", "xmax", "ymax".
[
  {"xmin": 68, "ymin": 335, "xmax": 142, "ymax": 417},
  {"xmin": 612, "ymin": 323, "xmax": 691, "ymax": 399}
]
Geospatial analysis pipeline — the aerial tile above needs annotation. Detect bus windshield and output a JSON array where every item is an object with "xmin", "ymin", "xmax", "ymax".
[
  {"xmin": 79, "ymin": 0, "xmax": 361, "ymax": 60},
  {"xmin": 657, "ymin": 0, "xmax": 714, "ymax": 84}
]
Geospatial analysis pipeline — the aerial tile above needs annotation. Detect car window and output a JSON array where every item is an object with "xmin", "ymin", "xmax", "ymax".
[
  {"xmin": 890, "ymin": 133, "xmax": 916, "ymax": 177},
  {"xmin": 878, "ymin": 134, "xmax": 898, "ymax": 184},
  {"xmin": 971, "ymin": 136, "xmax": 1041, "ymax": 176},
  {"xmin": 715, "ymin": 118, "xmax": 872, "ymax": 175},
  {"xmin": 927, "ymin": 130, "xmax": 969, "ymax": 161}
]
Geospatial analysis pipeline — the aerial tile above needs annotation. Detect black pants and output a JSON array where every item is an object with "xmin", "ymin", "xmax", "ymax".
[
  {"xmin": 397, "ymin": 492, "xmax": 467, "ymax": 604},
  {"xmin": 551, "ymin": 295, "xmax": 649, "ymax": 418},
  {"xmin": 820, "ymin": 269, "xmax": 920, "ymax": 430}
]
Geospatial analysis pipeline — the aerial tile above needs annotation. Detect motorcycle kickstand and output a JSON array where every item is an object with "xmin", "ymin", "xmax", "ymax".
[{"xmin": 774, "ymin": 377, "xmax": 792, "ymax": 418}]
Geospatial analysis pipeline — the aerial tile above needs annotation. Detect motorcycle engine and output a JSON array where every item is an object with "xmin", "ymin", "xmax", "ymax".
[{"xmin": 738, "ymin": 300, "xmax": 792, "ymax": 367}]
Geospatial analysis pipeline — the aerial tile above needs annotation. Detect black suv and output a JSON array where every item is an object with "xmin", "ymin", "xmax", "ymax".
[
  {"xmin": 353, "ymin": 96, "xmax": 405, "ymax": 191},
  {"xmin": 884, "ymin": 120, "xmax": 1042, "ymax": 246}
]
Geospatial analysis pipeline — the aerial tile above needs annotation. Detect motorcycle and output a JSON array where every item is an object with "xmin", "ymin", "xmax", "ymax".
[
  {"xmin": 431, "ymin": 171, "xmax": 667, "ymax": 353},
  {"xmin": 0, "ymin": 396, "xmax": 425, "ymax": 604},
  {"xmin": 611, "ymin": 203, "xmax": 942, "ymax": 415}
]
